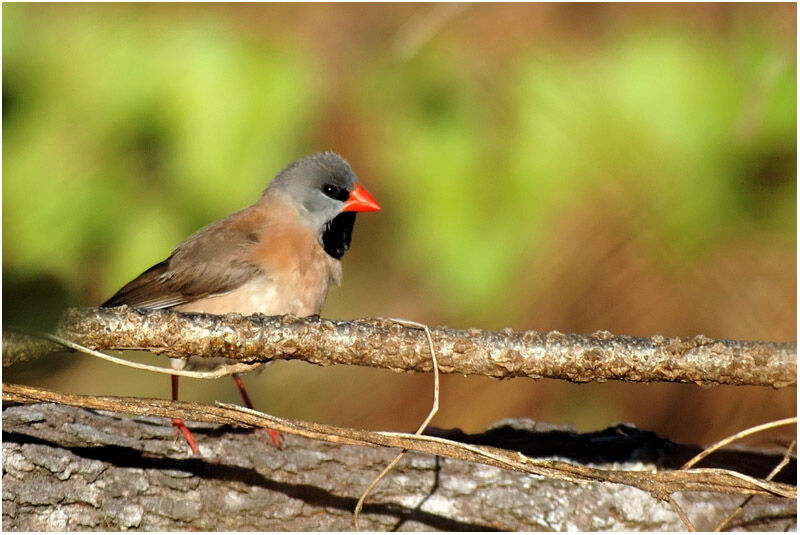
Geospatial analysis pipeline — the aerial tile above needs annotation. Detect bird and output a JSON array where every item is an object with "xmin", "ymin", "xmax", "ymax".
[{"xmin": 101, "ymin": 152, "xmax": 380, "ymax": 454}]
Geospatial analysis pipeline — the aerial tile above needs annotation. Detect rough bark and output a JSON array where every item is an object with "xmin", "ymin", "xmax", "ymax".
[
  {"xmin": 3, "ymin": 403, "xmax": 796, "ymax": 531},
  {"xmin": 7, "ymin": 383, "xmax": 794, "ymax": 500},
  {"xmin": 4, "ymin": 307, "xmax": 796, "ymax": 387}
]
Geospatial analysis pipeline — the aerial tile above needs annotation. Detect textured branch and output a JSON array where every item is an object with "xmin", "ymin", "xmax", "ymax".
[
  {"xmin": 3, "ymin": 394, "xmax": 796, "ymax": 531},
  {"xmin": 2, "ymin": 331, "xmax": 62, "ymax": 367},
  {"xmin": 4, "ymin": 306, "xmax": 796, "ymax": 387}
]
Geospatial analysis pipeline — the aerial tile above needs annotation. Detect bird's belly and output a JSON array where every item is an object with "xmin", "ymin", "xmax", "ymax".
[{"xmin": 174, "ymin": 273, "xmax": 331, "ymax": 317}]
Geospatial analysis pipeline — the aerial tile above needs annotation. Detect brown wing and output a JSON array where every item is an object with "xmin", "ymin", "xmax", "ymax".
[
  {"xmin": 102, "ymin": 258, "xmax": 183, "ymax": 309},
  {"xmin": 102, "ymin": 209, "xmax": 265, "ymax": 310}
]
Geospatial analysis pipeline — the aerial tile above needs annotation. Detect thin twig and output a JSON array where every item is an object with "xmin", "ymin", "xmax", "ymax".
[
  {"xmin": 672, "ymin": 418, "xmax": 797, "ymax": 531},
  {"xmin": 354, "ymin": 319, "xmax": 440, "ymax": 531},
  {"xmin": 373, "ymin": 431, "xmax": 560, "ymax": 478},
  {"xmin": 714, "ymin": 440, "xmax": 796, "ymax": 532},
  {"xmin": 682, "ymin": 417, "xmax": 797, "ymax": 470},
  {"xmin": 40, "ymin": 331, "xmax": 262, "ymax": 379},
  {"xmin": 668, "ymin": 495, "xmax": 697, "ymax": 531},
  {"xmin": 765, "ymin": 440, "xmax": 796, "ymax": 478},
  {"xmin": 686, "ymin": 467, "xmax": 795, "ymax": 497}
]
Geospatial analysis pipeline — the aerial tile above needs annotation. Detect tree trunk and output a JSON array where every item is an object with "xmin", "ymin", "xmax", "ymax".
[{"xmin": 2, "ymin": 403, "xmax": 795, "ymax": 531}]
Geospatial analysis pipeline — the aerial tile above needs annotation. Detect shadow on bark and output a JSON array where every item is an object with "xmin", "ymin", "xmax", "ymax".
[{"xmin": 3, "ymin": 403, "xmax": 795, "ymax": 531}]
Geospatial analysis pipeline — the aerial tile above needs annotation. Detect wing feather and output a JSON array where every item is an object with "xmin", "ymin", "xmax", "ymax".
[{"xmin": 102, "ymin": 208, "xmax": 265, "ymax": 310}]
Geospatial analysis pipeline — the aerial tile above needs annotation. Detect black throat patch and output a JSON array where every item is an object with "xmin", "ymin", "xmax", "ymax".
[{"xmin": 322, "ymin": 212, "xmax": 356, "ymax": 259}]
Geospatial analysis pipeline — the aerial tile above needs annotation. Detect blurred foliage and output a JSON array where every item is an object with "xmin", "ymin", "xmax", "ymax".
[
  {"xmin": 368, "ymin": 27, "xmax": 795, "ymax": 316},
  {"xmin": 2, "ymin": 4, "xmax": 795, "ymax": 443},
  {"xmin": 3, "ymin": 4, "xmax": 794, "ymax": 316}
]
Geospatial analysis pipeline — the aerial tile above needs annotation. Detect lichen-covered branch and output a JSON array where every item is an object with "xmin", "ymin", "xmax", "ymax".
[
  {"xmin": 1, "ymin": 330, "xmax": 62, "ymax": 368},
  {"xmin": 2, "ymin": 396, "xmax": 796, "ymax": 531},
  {"xmin": 4, "ymin": 306, "xmax": 795, "ymax": 387}
]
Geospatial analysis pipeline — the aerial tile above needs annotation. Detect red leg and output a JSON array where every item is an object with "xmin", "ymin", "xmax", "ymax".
[
  {"xmin": 232, "ymin": 373, "xmax": 255, "ymax": 409},
  {"xmin": 231, "ymin": 373, "xmax": 282, "ymax": 448},
  {"xmin": 171, "ymin": 375, "xmax": 199, "ymax": 455}
]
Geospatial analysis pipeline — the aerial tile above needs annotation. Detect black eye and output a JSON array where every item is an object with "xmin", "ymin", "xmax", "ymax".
[
  {"xmin": 321, "ymin": 183, "xmax": 340, "ymax": 199},
  {"xmin": 321, "ymin": 183, "xmax": 349, "ymax": 201}
]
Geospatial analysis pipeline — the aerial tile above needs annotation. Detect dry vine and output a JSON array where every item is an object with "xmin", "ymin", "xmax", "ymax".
[
  {"xmin": 670, "ymin": 416, "xmax": 798, "ymax": 531},
  {"xmin": 354, "ymin": 319, "xmax": 440, "ymax": 531},
  {"xmin": 682, "ymin": 417, "xmax": 797, "ymax": 470},
  {"xmin": 715, "ymin": 440, "xmax": 796, "ymax": 532},
  {"xmin": 23, "ymin": 330, "xmax": 262, "ymax": 379},
  {"xmin": 667, "ymin": 495, "xmax": 697, "ymax": 532}
]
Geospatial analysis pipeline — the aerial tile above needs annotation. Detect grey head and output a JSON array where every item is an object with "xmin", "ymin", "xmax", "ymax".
[
  {"xmin": 265, "ymin": 152, "xmax": 356, "ymax": 228},
  {"xmin": 263, "ymin": 152, "xmax": 377, "ymax": 259}
]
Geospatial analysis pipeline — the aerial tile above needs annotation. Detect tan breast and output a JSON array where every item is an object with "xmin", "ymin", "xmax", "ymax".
[{"xmin": 175, "ymin": 192, "xmax": 342, "ymax": 317}]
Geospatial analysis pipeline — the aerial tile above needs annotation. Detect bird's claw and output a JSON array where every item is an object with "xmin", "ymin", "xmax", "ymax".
[
  {"xmin": 172, "ymin": 418, "xmax": 199, "ymax": 455},
  {"xmin": 266, "ymin": 428, "xmax": 282, "ymax": 449}
]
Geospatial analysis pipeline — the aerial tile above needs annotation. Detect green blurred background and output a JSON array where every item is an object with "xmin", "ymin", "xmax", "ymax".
[{"xmin": 3, "ymin": 3, "xmax": 796, "ymax": 447}]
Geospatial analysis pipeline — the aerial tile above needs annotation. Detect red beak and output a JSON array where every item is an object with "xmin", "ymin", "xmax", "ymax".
[{"xmin": 342, "ymin": 183, "xmax": 381, "ymax": 213}]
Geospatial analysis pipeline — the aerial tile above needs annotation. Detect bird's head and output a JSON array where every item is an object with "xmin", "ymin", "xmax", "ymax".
[{"xmin": 265, "ymin": 152, "xmax": 380, "ymax": 258}]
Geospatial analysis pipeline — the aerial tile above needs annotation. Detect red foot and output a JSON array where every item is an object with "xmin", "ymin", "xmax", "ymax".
[
  {"xmin": 232, "ymin": 373, "xmax": 282, "ymax": 449},
  {"xmin": 265, "ymin": 428, "xmax": 282, "ymax": 449},
  {"xmin": 172, "ymin": 417, "xmax": 199, "ymax": 455}
]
